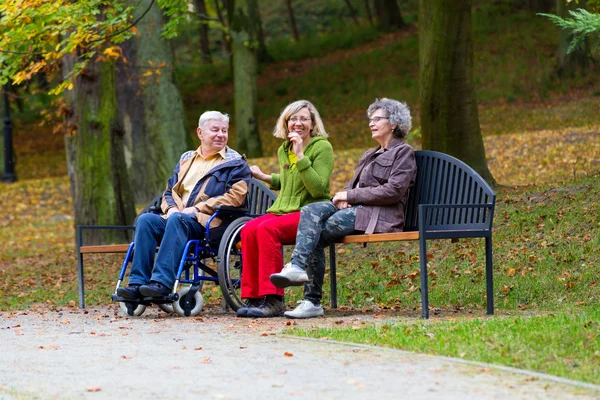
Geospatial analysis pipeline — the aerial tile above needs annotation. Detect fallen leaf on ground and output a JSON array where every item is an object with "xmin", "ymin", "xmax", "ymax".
[
  {"xmin": 39, "ymin": 344, "xmax": 59, "ymax": 350},
  {"xmin": 284, "ymin": 352, "xmax": 293, "ymax": 357},
  {"xmin": 86, "ymin": 387, "xmax": 101, "ymax": 392}
]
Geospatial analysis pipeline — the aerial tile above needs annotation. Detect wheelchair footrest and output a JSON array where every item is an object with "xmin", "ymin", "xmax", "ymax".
[{"xmin": 111, "ymin": 293, "xmax": 179, "ymax": 304}]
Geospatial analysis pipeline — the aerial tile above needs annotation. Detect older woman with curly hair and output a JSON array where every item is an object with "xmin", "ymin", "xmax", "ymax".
[
  {"xmin": 238, "ymin": 99, "xmax": 334, "ymax": 318},
  {"xmin": 270, "ymin": 98, "xmax": 417, "ymax": 319}
]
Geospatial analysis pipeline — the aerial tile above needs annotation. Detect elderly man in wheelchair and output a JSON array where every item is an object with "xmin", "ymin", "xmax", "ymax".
[{"xmin": 112, "ymin": 110, "xmax": 251, "ymax": 316}]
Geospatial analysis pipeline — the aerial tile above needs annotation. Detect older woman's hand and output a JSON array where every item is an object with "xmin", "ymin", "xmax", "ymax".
[{"xmin": 332, "ymin": 191, "xmax": 350, "ymax": 209}]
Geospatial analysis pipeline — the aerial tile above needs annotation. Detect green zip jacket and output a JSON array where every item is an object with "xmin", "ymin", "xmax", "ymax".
[{"xmin": 267, "ymin": 136, "xmax": 334, "ymax": 215}]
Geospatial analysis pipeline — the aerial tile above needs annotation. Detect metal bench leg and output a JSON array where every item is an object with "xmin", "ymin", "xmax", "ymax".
[
  {"xmin": 419, "ymin": 237, "xmax": 429, "ymax": 319},
  {"xmin": 76, "ymin": 226, "xmax": 86, "ymax": 309},
  {"xmin": 329, "ymin": 244, "xmax": 337, "ymax": 309},
  {"xmin": 485, "ymin": 236, "xmax": 494, "ymax": 315}
]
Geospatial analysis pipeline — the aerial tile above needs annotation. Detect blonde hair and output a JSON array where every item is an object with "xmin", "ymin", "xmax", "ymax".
[{"xmin": 272, "ymin": 100, "xmax": 328, "ymax": 139}]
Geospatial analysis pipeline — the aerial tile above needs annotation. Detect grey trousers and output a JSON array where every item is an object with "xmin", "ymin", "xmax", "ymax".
[{"xmin": 290, "ymin": 201, "xmax": 357, "ymax": 304}]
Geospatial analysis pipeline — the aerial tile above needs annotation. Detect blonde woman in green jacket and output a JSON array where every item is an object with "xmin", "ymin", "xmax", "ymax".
[{"xmin": 239, "ymin": 100, "xmax": 334, "ymax": 318}]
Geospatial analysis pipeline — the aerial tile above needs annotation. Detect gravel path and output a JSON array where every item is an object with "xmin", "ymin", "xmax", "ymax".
[{"xmin": 1, "ymin": 307, "xmax": 598, "ymax": 400}]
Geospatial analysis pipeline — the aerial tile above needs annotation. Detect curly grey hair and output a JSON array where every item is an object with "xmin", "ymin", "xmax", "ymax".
[{"xmin": 367, "ymin": 98, "xmax": 412, "ymax": 138}]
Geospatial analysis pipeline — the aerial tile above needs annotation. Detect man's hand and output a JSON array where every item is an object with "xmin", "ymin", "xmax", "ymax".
[
  {"xmin": 181, "ymin": 207, "xmax": 197, "ymax": 215},
  {"xmin": 166, "ymin": 208, "xmax": 179, "ymax": 218}
]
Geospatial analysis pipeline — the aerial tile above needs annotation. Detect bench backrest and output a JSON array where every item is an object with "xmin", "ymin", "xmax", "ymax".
[
  {"xmin": 246, "ymin": 177, "xmax": 277, "ymax": 215},
  {"xmin": 404, "ymin": 150, "xmax": 496, "ymax": 232}
]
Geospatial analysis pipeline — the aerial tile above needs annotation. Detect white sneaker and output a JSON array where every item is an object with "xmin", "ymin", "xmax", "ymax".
[
  {"xmin": 270, "ymin": 263, "xmax": 309, "ymax": 288},
  {"xmin": 284, "ymin": 300, "xmax": 324, "ymax": 319}
]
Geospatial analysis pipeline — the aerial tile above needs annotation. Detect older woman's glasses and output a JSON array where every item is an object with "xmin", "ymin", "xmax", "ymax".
[
  {"xmin": 369, "ymin": 117, "xmax": 389, "ymax": 124},
  {"xmin": 289, "ymin": 117, "xmax": 311, "ymax": 123}
]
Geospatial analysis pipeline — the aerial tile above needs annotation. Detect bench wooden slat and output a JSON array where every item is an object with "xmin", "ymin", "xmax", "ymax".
[
  {"xmin": 80, "ymin": 244, "xmax": 131, "ymax": 253},
  {"xmin": 337, "ymin": 231, "xmax": 419, "ymax": 243}
]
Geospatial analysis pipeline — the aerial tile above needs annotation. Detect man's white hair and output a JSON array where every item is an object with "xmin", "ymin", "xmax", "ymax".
[{"xmin": 199, "ymin": 111, "xmax": 229, "ymax": 128}]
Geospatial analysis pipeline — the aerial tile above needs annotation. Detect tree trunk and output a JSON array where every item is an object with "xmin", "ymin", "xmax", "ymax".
[
  {"xmin": 0, "ymin": 89, "xmax": 5, "ymax": 178},
  {"xmin": 216, "ymin": 0, "xmax": 234, "ymax": 77},
  {"xmin": 116, "ymin": 0, "xmax": 190, "ymax": 204},
  {"xmin": 286, "ymin": 0, "xmax": 300, "ymax": 41},
  {"xmin": 255, "ymin": 3, "xmax": 273, "ymax": 63},
  {"xmin": 194, "ymin": 0, "xmax": 213, "ymax": 64},
  {"xmin": 63, "ymin": 55, "xmax": 137, "ymax": 244},
  {"xmin": 364, "ymin": 0, "xmax": 374, "ymax": 26},
  {"xmin": 344, "ymin": 0, "xmax": 360, "ymax": 26},
  {"xmin": 556, "ymin": 0, "xmax": 590, "ymax": 77},
  {"xmin": 374, "ymin": 0, "xmax": 406, "ymax": 31},
  {"xmin": 526, "ymin": 0, "xmax": 554, "ymax": 12},
  {"xmin": 418, "ymin": 0, "xmax": 496, "ymax": 185},
  {"xmin": 230, "ymin": 0, "xmax": 262, "ymax": 158}
]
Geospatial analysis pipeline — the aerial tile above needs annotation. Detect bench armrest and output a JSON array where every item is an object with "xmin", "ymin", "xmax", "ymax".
[{"xmin": 418, "ymin": 203, "xmax": 495, "ymax": 238}]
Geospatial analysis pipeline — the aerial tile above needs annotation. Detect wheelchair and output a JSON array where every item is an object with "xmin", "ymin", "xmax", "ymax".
[{"xmin": 111, "ymin": 178, "xmax": 276, "ymax": 317}]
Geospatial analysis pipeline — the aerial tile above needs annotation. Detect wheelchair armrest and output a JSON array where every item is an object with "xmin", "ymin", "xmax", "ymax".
[
  {"xmin": 149, "ymin": 205, "xmax": 163, "ymax": 214},
  {"xmin": 215, "ymin": 205, "xmax": 249, "ymax": 216}
]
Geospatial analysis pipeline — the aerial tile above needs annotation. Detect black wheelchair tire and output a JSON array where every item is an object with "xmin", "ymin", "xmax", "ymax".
[{"xmin": 217, "ymin": 216, "xmax": 252, "ymax": 311}]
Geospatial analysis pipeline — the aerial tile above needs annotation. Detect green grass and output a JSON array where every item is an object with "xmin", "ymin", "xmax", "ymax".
[{"xmin": 291, "ymin": 308, "xmax": 600, "ymax": 384}]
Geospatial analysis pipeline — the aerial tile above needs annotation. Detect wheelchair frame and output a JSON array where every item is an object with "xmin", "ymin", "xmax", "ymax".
[{"xmin": 111, "ymin": 178, "xmax": 276, "ymax": 317}]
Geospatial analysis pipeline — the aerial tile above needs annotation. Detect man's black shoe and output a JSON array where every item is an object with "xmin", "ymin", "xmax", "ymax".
[
  {"xmin": 139, "ymin": 281, "xmax": 171, "ymax": 298},
  {"xmin": 116, "ymin": 285, "xmax": 142, "ymax": 299}
]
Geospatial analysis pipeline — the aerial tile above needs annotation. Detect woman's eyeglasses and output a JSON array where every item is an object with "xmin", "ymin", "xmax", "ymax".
[
  {"xmin": 289, "ymin": 117, "xmax": 311, "ymax": 123},
  {"xmin": 369, "ymin": 117, "xmax": 389, "ymax": 124}
]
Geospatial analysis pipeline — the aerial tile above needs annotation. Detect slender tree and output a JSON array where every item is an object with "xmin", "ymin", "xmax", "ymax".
[
  {"xmin": 256, "ymin": 3, "xmax": 273, "ymax": 63},
  {"xmin": 418, "ymin": 0, "xmax": 496, "ymax": 185},
  {"xmin": 0, "ymin": 87, "xmax": 5, "ymax": 178},
  {"xmin": 344, "ymin": 0, "xmax": 360, "ymax": 25},
  {"xmin": 194, "ymin": 0, "xmax": 213, "ymax": 64},
  {"xmin": 215, "ymin": 0, "xmax": 233, "ymax": 56},
  {"xmin": 229, "ymin": 0, "xmax": 262, "ymax": 157},
  {"xmin": 286, "ymin": 0, "xmax": 301, "ymax": 41},
  {"xmin": 374, "ymin": 0, "xmax": 406, "ymax": 31},
  {"xmin": 364, "ymin": 0, "xmax": 374, "ymax": 26},
  {"xmin": 116, "ymin": 0, "xmax": 190, "ymax": 204}
]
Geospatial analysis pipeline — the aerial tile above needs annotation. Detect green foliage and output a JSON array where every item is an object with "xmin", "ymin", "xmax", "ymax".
[
  {"xmin": 539, "ymin": 9, "xmax": 600, "ymax": 53},
  {"xmin": 0, "ymin": 0, "xmax": 135, "ymax": 93},
  {"xmin": 0, "ymin": 0, "xmax": 190, "ymax": 94}
]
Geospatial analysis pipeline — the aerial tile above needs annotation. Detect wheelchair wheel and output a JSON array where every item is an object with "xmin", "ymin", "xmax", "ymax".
[
  {"xmin": 119, "ymin": 301, "xmax": 146, "ymax": 317},
  {"xmin": 217, "ymin": 216, "xmax": 251, "ymax": 311},
  {"xmin": 157, "ymin": 303, "xmax": 174, "ymax": 314},
  {"xmin": 172, "ymin": 286, "xmax": 204, "ymax": 317}
]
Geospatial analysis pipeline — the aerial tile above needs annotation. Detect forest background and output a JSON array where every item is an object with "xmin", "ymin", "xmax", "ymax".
[{"xmin": 0, "ymin": 0, "xmax": 600, "ymax": 386}]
